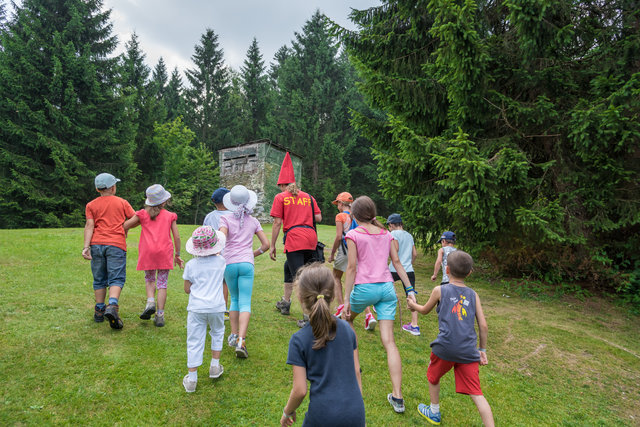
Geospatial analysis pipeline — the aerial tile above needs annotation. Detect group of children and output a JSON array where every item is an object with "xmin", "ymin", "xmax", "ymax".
[{"xmin": 83, "ymin": 172, "xmax": 493, "ymax": 426}]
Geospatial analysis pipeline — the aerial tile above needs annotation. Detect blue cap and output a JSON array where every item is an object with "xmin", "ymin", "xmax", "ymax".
[
  {"xmin": 387, "ymin": 213, "xmax": 402, "ymax": 224},
  {"xmin": 211, "ymin": 187, "xmax": 230, "ymax": 204},
  {"xmin": 439, "ymin": 231, "xmax": 456, "ymax": 242},
  {"xmin": 94, "ymin": 173, "xmax": 120, "ymax": 189}
]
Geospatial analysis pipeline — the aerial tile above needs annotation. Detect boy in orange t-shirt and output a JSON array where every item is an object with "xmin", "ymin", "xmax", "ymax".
[{"xmin": 82, "ymin": 173, "xmax": 135, "ymax": 329}]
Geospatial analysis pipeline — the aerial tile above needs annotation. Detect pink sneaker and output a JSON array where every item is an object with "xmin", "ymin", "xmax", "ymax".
[
  {"xmin": 364, "ymin": 313, "xmax": 377, "ymax": 331},
  {"xmin": 334, "ymin": 304, "xmax": 344, "ymax": 318}
]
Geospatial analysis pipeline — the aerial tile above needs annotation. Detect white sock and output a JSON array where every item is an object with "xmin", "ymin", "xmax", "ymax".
[
  {"xmin": 210, "ymin": 358, "xmax": 219, "ymax": 367},
  {"xmin": 237, "ymin": 337, "xmax": 243, "ymax": 348},
  {"xmin": 431, "ymin": 403, "xmax": 440, "ymax": 413},
  {"xmin": 188, "ymin": 370, "xmax": 197, "ymax": 381},
  {"xmin": 147, "ymin": 297, "xmax": 155, "ymax": 303}
]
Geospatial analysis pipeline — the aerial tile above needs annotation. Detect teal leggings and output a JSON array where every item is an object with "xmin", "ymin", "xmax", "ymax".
[{"xmin": 224, "ymin": 262, "xmax": 255, "ymax": 313}]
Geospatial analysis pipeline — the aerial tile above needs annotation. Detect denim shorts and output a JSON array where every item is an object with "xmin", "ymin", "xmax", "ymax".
[
  {"xmin": 90, "ymin": 245, "xmax": 126, "ymax": 290},
  {"xmin": 349, "ymin": 282, "xmax": 397, "ymax": 320}
]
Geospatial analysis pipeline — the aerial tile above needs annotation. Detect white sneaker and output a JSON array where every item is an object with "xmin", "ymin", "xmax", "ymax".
[
  {"xmin": 227, "ymin": 333, "xmax": 238, "ymax": 347},
  {"xmin": 209, "ymin": 364, "xmax": 224, "ymax": 379},
  {"xmin": 183, "ymin": 374, "xmax": 196, "ymax": 393}
]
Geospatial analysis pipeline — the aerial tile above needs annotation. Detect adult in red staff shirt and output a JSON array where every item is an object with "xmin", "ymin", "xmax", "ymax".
[{"xmin": 270, "ymin": 153, "xmax": 322, "ymax": 328}]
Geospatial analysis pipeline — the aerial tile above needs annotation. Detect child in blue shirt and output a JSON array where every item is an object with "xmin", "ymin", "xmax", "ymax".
[{"xmin": 408, "ymin": 250, "xmax": 494, "ymax": 426}]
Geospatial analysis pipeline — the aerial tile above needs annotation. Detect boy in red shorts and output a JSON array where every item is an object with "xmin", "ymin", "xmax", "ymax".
[{"xmin": 407, "ymin": 250, "xmax": 494, "ymax": 426}]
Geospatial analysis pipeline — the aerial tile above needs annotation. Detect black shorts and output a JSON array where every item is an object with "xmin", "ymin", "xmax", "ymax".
[
  {"xmin": 391, "ymin": 271, "xmax": 416, "ymax": 286},
  {"xmin": 283, "ymin": 250, "xmax": 316, "ymax": 283}
]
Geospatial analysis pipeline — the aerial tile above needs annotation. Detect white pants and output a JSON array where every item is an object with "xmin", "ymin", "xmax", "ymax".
[{"xmin": 186, "ymin": 311, "xmax": 225, "ymax": 369}]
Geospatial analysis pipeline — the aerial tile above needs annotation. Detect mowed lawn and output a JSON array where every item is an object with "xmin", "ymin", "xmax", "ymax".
[{"xmin": 1, "ymin": 225, "xmax": 639, "ymax": 426}]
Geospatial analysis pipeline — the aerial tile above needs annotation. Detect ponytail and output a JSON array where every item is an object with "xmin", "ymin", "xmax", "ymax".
[
  {"xmin": 295, "ymin": 263, "xmax": 336, "ymax": 350},
  {"xmin": 286, "ymin": 182, "xmax": 300, "ymax": 197}
]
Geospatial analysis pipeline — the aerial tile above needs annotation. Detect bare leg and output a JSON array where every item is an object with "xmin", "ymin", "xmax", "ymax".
[
  {"xmin": 470, "ymin": 395, "xmax": 494, "ymax": 427},
  {"xmin": 229, "ymin": 311, "xmax": 239, "ymax": 335},
  {"xmin": 379, "ymin": 319, "xmax": 402, "ymax": 399},
  {"xmin": 94, "ymin": 288, "xmax": 106, "ymax": 304},
  {"xmin": 283, "ymin": 282, "xmax": 294, "ymax": 301},
  {"xmin": 157, "ymin": 288, "xmax": 167, "ymax": 311},
  {"xmin": 429, "ymin": 380, "xmax": 440, "ymax": 405},
  {"xmin": 411, "ymin": 310, "xmax": 419, "ymax": 327},
  {"xmin": 145, "ymin": 280, "xmax": 156, "ymax": 300},
  {"xmin": 238, "ymin": 312, "xmax": 251, "ymax": 339},
  {"xmin": 332, "ymin": 269, "xmax": 344, "ymax": 306},
  {"xmin": 211, "ymin": 349, "xmax": 221, "ymax": 361},
  {"xmin": 108, "ymin": 285, "xmax": 122, "ymax": 301}
]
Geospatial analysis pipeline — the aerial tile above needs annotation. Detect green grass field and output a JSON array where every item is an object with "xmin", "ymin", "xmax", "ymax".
[{"xmin": 1, "ymin": 225, "xmax": 639, "ymax": 426}]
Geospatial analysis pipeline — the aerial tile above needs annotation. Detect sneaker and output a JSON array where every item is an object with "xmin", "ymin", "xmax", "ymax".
[
  {"xmin": 334, "ymin": 304, "xmax": 344, "ymax": 318},
  {"xmin": 297, "ymin": 314, "xmax": 309, "ymax": 328},
  {"xmin": 183, "ymin": 374, "xmax": 197, "ymax": 393},
  {"xmin": 227, "ymin": 333, "xmax": 238, "ymax": 347},
  {"xmin": 387, "ymin": 393, "xmax": 405, "ymax": 413},
  {"xmin": 94, "ymin": 306, "xmax": 105, "ymax": 323},
  {"xmin": 154, "ymin": 313, "xmax": 165, "ymax": 327},
  {"xmin": 235, "ymin": 344, "xmax": 248, "ymax": 359},
  {"xmin": 139, "ymin": 302, "xmax": 155, "ymax": 320},
  {"xmin": 224, "ymin": 311, "xmax": 229, "ymax": 321},
  {"xmin": 104, "ymin": 304, "xmax": 123, "ymax": 330},
  {"xmin": 209, "ymin": 364, "xmax": 224, "ymax": 379},
  {"xmin": 275, "ymin": 298, "xmax": 286, "ymax": 310},
  {"xmin": 418, "ymin": 403, "xmax": 441, "ymax": 425},
  {"xmin": 364, "ymin": 313, "xmax": 377, "ymax": 331},
  {"xmin": 402, "ymin": 323, "xmax": 420, "ymax": 336},
  {"xmin": 280, "ymin": 300, "xmax": 291, "ymax": 316}
]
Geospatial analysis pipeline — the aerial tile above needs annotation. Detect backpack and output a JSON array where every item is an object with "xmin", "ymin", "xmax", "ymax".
[{"xmin": 340, "ymin": 211, "xmax": 357, "ymax": 253}]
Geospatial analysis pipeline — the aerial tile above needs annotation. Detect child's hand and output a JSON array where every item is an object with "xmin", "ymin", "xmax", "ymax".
[
  {"xmin": 343, "ymin": 302, "xmax": 351, "ymax": 321},
  {"xmin": 280, "ymin": 411, "xmax": 296, "ymax": 426},
  {"xmin": 431, "ymin": 274, "xmax": 436, "ymax": 281},
  {"xmin": 82, "ymin": 247, "xmax": 92, "ymax": 260},
  {"xmin": 175, "ymin": 255, "xmax": 184, "ymax": 269},
  {"xmin": 328, "ymin": 254, "xmax": 335, "ymax": 263},
  {"xmin": 479, "ymin": 350, "xmax": 488, "ymax": 366}
]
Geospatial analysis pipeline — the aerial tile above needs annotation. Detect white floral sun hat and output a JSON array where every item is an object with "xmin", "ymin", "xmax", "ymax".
[{"xmin": 185, "ymin": 226, "xmax": 226, "ymax": 256}]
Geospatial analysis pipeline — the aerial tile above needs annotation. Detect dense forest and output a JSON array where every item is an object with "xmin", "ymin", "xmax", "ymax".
[{"xmin": 1, "ymin": 0, "xmax": 639, "ymax": 305}]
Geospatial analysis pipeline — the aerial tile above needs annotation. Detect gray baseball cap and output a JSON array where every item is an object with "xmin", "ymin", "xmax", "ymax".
[{"xmin": 94, "ymin": 173, "xmax": 120, "ymax": 189}]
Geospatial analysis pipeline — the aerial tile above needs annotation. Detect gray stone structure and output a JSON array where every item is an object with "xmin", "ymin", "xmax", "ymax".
[{"xmin": 218, "ymin": 139, "xmax": 303, "ymax": 222}]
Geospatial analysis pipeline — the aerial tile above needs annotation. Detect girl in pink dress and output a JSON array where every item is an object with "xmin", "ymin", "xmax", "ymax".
[
  {"xmin": 124, "ymin": 184, "xmax": 184, "ymax": 327},
  {"xmin": 342, "ymin": 196, "xmax": 416, "ymax": 414}
]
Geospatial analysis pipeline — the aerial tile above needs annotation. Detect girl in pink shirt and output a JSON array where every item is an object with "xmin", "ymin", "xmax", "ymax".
[
  {"xmin": 124, "ymin": 184, "xmax": 184, "ymax": 327},
  {"xmin": 218, "ymin": 185, "xmax": 269, "ymax": 358},
  {"xmin": 343, "ymin": 196, "xmax": 415, "ymax": 414}
]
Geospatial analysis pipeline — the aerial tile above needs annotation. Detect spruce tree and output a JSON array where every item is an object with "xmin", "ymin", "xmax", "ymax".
[
  {"xmin": 241, "ymin": 37, "xmax": 270, "ymax": 140},
  {"xmin": 149, "ymin": 57, "xmax": 169, "ymax": 122},
  {"xmin": 165, "ymin": 67, "xmax": 185, "ymax": 121},
  {"xmin": 184, "ymin": 28, "xmax": 232, "ymax": 152},
  {"xmin": 0, "ymin": 0, "xmax": 136, "ymax": 227}
]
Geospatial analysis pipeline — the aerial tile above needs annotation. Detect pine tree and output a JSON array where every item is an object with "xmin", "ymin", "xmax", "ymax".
[
  {"xmin": 184, "ymin": 28, "xmax": 232, "ymax": 152},
  {"xmin": 149, "ymin": 57, "xmax": 169, "ymax": 122},
  {"xmin": 165, "ymin": 67, "xmax": 185, "ymax": 121},
  {"xmin": 0, "ymin": 0, "xmax": 136, "ymax": 227},
  {"xmin": 241, "ymin": 37, "xmax": 270, "ymax": 140},
  {"xmin": 336, "ymin": 0, "xmax": 640, "ymax": 291}
]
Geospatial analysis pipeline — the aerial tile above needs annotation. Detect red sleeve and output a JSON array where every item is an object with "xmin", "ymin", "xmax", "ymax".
[
  {"xmin": 171, "ymin": 211, "xmax": 178, "ymax": 222},
  {"xmin": 270, "ymin": 192, "xmax": 284, "ymax": 218}
]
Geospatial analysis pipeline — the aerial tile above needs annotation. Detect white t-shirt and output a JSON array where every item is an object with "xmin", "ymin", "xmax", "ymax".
[{"xmin": 182, "ymin": 255, "xmax": 226, "ymax": 313}]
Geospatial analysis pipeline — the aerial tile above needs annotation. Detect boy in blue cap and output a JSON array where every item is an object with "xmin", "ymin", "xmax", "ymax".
[
  {"xmin": 203, "ymin": 187, "xmax": 232, "ymax": 320},
  {"xmin": 83, "ymin": 173, "xmax": 135, "ymax": 329},
  {"xmin": 432, "ymin": 231, "xmax": 457, "ymax": 285}
]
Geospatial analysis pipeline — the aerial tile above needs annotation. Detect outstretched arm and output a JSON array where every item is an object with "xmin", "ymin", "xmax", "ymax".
[
  {"xmin": 123, "ymin": 214, "xmax": 140, "ymax": 232},
  {"xmin": 390, "ymin": 241, "xmax": 416, "ymax": 302},
  {"xmin": 407, "ymin": 285, "xmax": 441, "ymax": 315},
  {"xmin": 254, "ymin": 230, "xmax": 270, "ymax": 257}
]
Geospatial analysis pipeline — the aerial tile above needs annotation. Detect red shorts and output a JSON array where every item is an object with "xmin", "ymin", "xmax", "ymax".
[{"xmin": 427, "ymin": 352, "xmax": 483, "ymax": 395}]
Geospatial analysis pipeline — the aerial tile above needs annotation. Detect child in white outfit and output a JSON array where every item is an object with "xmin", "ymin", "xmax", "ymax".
[{"xmin": 182, "ymin": 226, "xmax": 227, "ymax": 393}]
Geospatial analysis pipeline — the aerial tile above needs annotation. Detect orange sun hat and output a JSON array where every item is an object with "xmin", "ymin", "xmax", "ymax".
[{"xmin": 332, "ymin": 192, "xmax": 353, "ymax": 205}]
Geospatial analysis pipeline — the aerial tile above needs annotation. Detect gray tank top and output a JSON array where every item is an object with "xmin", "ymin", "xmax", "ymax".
[{"xmin": 430, "ymin": 284, "xmax": 480, "ymax": 363}]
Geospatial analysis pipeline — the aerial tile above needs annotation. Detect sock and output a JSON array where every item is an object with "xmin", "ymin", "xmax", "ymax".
[
  {"xmin": 392, "ymin": 396, "xmax": 404, "ymax": 404},
  {"xmin": 188, "ymin": 370, "xmax": 197, "ymax": 381},
  {"xmin": 147, "ymin": 297, "xmax": 155, "ymax": 303},
  {"xmin": 95, "ymin": 303, "xmax": 106, "ymax": 310},
  {"xmin": 210, "ymin": 358, "xmax": 219, "ymax": 367},
  {"xmin": 108, "ymin": 297, "xmax": 118, "ymax": 306},
  {"xmin": 237, "ymin": 337, "xmax": 243, "ymax": 348},
  {"xmin": 431, "ymin": 403, "xmax": 440, "ymax": 413},
  {"xmin": 157, "ymin": 309, "xmax": 164, "ymax": 315}
]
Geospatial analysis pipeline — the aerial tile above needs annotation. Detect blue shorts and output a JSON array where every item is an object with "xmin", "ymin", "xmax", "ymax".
[
  {"xmin": 349, "ymin": 282, "xmax": 397, "ymax": 320},
  {"xmin": 90, "ymin": 245, "xmax": 126, "ymax": 290}
]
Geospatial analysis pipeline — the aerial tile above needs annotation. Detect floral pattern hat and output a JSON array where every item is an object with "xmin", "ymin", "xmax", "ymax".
[{"xmin": 185, "ymin": 226, "xmax": 226, "ymax": 256}]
